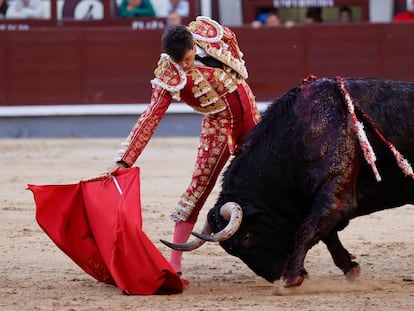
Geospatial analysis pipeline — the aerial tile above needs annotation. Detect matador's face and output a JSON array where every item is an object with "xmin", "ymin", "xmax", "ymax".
[{"xmin": 177, "ymin": 42, "xmax": 197, "ymax": 71}]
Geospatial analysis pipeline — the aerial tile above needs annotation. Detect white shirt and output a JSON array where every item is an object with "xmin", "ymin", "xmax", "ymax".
[
  {"xmin": 6, "ymin": 0, "xmax": 44, "ymax": 19},
  {"xmin": 156, "ymin": 0, "xmax": 189, "ymax": 18}
]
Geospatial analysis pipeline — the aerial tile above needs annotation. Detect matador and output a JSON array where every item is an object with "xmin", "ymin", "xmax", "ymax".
[{"xmin": 110, "ymin": 16, "xmax": 260, "ymax": 275}]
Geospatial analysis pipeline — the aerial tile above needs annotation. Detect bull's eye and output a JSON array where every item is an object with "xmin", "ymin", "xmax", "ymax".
[{"xmin": 242, "ymin": 232, "xmax": 254, "ymax": 248}]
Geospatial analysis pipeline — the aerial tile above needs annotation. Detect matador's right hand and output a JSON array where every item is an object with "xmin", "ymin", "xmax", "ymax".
[{"xmin": 105, "ymin": 162, "xmax": 128, "ymax": 178}]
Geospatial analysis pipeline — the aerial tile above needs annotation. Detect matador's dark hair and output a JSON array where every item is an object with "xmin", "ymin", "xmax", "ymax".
[{"xmin": 161, "ymin": 25, "xmax": 194, "ymax": 63}]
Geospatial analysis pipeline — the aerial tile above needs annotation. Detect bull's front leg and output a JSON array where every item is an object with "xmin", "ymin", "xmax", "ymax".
[
  {"xmin": 282, "ymin": 177, "xmax": 358, "ymax": 287},
  {"xmin": 281, "ymin": 213, "xmax": 325, "ymax": 287}
]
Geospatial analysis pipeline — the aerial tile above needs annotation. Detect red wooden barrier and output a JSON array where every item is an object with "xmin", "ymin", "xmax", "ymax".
[{"xmin": 1, "ymin": 22, "xmax": 414, "ymax": 106}]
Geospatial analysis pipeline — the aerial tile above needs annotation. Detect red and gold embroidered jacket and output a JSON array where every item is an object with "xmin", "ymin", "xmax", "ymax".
[{"xmin": 115, "ymin": 16, "xmax": 259, "ymax": 166}]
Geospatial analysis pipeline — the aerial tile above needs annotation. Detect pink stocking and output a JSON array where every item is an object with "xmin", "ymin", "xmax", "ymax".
[{"xmin": 169, "ymin": 221, "xmax": 195, "ymax": 273}]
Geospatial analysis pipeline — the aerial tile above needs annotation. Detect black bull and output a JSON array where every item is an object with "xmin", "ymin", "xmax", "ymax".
[{"xmin": 163, "ymin": 77, "xmax": 414, "ymax": 287}]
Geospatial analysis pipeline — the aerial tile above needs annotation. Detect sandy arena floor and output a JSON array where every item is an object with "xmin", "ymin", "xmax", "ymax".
[{"xmin": 1, "ymin": 138, "xmax": 413, "ymax": 310}]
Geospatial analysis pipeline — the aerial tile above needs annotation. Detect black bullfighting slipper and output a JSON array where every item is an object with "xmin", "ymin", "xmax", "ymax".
[{"xmin": 177, "ymin": 271, "xmax": 190, "ymax": 286}]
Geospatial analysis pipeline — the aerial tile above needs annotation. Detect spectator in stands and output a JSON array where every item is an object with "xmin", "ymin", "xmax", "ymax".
[
  {"xmin": 265, "ymin": 10, "xmax": 281, "ymax": 27},
  {"xmin": 256, "ymin": 8, "xmax": 270, "ymax": 24},
  {"xmin": 305, "ymin": 7, "xmax": 323, "ymax": 24},
  {"xmin": 156, "ymin": 0, "xmax": 189, "ymax": 18},
  {"xmin": 166, "ymin": 11, "xmax": 182, "ymax": 26},
  {"xmin": 119, "ymin": 0, "xmax": 155, "ymax": 18},
  {"xmin": 251, "ymin": 9, "xmax": 295, "ymax": 29},
  {"xmin": 6, "ymin": 0, "xmax": 43, "ymax": 19},
  {"xmin": 339, "ymin": 6, "xmax": 352, "ymax": 23},
  {"xmin": 0, "ymin": 0, "xmax": 8, "ymax": 19},
  {"xmin": 250, "ymin": 9, "xmax": 278, "ymax": 28},
  {"xmin": 250, "ymin": 20, "xmax": 262, "ymax": 29},
  {"xmin": 394, "ymin": 0, "xmax": 414, "ymax": 22},
  {"xmin": 166, "ymin": 0, "xmax": 188, "ymax": 17}
]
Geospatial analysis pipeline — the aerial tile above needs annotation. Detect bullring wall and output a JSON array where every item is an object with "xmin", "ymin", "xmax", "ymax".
[{"xmin": 1, "ymin": 22, "xmax": 413, "ymax": 106}]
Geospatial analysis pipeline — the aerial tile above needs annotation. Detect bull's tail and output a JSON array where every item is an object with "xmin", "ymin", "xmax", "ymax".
[{"xmin": 336, "ymin": 76, "xmax": 414, "ymax": 181}]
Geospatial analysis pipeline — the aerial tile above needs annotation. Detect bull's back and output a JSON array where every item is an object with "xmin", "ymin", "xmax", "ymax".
[
  {"xmin": 345, "ymin": 78, "xmax": 414, "ymax": 144},
  {"xmin": 262, "ymin": 77, "xmax": 414, "ymax": 215},
  {"xmin": 343, "ymin": 78, "xmax": 414, "ymax": 215},
  {"xmin": 227, "ymin": 77, "xmax": 414, "ymax": 216}
]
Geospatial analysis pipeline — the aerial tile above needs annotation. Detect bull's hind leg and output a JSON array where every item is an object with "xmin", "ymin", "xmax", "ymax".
[{"xmin": 322, "ymin": 230, "xmax": 360, "ymax": 280}]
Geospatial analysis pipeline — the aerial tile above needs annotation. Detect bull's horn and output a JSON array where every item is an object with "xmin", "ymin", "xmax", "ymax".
[
  {"xmin": 159, "ymin": 221, "xmax": 212, "ymax": 251},
  {"xmin": 159, "ymin": 237, "xmax": 206, "ymax": 251},
  {"xmin": 191, "ymin": 202, "xmax": 242, "ymax": 242}
]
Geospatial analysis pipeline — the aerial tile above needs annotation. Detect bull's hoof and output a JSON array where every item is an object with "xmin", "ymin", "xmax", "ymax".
[
  {"xmin": 282, "ymin": 275, "xmax": 304, "ymax": 287},
  {"xmin": 345, "ymin": 262, "xmax": 361, "ymax": 281}
]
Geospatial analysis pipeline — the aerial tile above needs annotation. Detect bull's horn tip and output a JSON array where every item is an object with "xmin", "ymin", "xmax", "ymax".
[{"xmin": 159, "ymin": 239, "xmax": 172, "ymax": 247}]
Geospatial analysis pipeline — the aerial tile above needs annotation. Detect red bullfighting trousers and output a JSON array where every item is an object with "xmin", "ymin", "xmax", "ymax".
[{"xmin": 172, "ymin": 85, "xmax": 259, "ymax": 224}]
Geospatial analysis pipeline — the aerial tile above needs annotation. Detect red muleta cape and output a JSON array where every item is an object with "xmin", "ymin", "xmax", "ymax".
[{"xmin": 28, "ymin": 167, "xmax": 184, "ymax": 295}]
